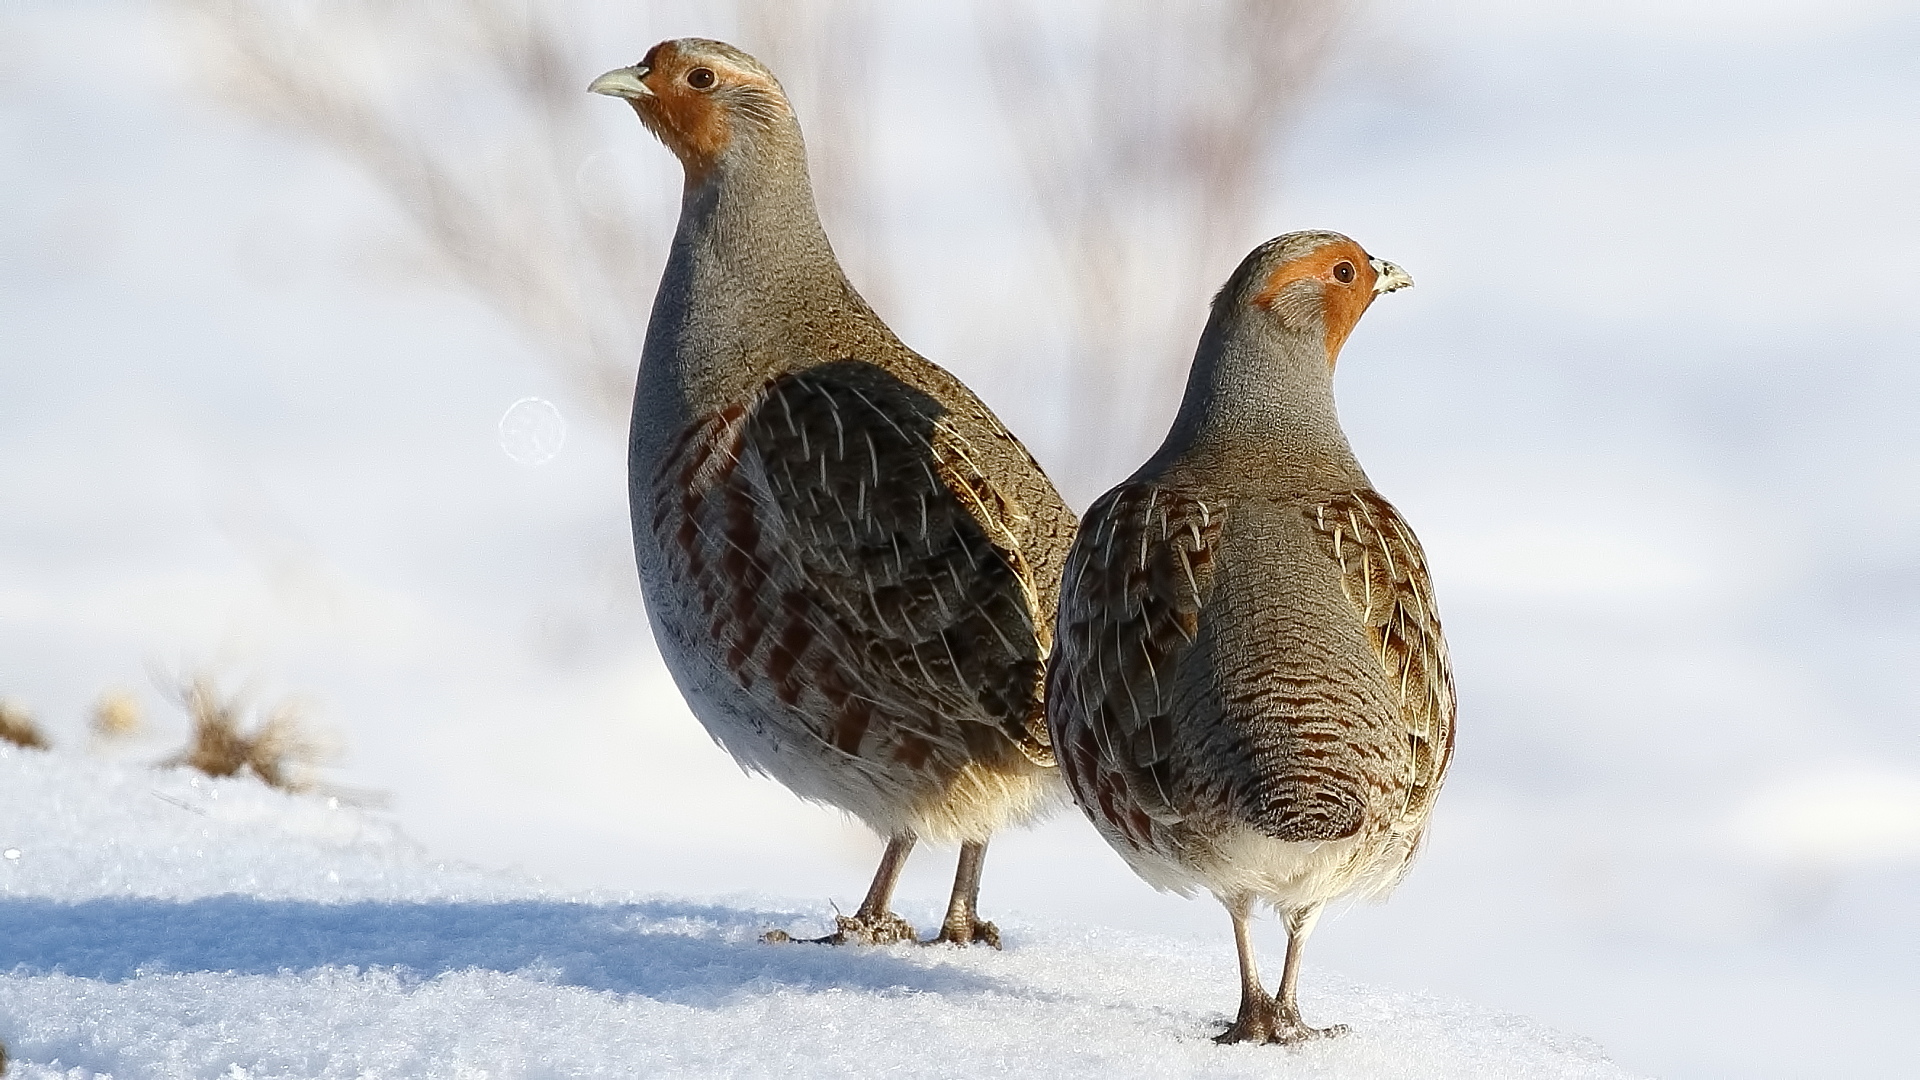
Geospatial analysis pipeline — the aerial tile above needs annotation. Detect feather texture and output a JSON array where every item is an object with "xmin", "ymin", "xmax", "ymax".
[
  {"xmin": 1310, "ymin": 490, "xmax": 1455, "ymax": 835},
  {"xmin": 1050, "ymin": 483, "xmax": 1454, "ymax": 898},
  {"xmin": 646, "ymin": 360, "xmax": 1062, "ymax": 839}
]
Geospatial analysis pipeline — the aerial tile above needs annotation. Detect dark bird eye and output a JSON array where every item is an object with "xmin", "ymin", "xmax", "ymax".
[
  {"xmin": 1333, "ymin": 261, "xmax": 1356, "ymax": 284},
  {"xmin": 686, "ymin": 67, "xmax": 716, "ymax": 90}
]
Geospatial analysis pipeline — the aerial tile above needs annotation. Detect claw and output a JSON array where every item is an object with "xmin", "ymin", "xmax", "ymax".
[
  {"xmin": 1213, "ymin": 1000, "xmax": 1348, "ymax": 1045},
  {"xmin": 926, "ymin": 917, "xmax": 1001, "ymax": 949}
]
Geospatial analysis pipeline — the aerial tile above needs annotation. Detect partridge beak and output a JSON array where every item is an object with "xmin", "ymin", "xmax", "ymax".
[
  {"xmin": 1370, "ymin": 258, "xmax": 1414, "ymax": 294},
  {"xmin": 589, "ymin": 65, "xmax": 653, "ymax": 100}
]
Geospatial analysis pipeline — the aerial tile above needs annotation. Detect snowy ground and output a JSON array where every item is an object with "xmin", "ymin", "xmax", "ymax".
[
  {"xmin": 0, "ymin": 745, "xmax": 1633, "ymax": 1079},
  {"xmin": 4, "ymin": 2, "xmax": 1919, "ymax": 1078}
]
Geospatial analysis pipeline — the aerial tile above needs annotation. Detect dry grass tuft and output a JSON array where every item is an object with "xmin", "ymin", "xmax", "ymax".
[
  {"xmin": 91, "ymin": 689, "xmax": 146, "ymax": 742},
  {"xmin": 163, "ymin": 677, "xmax": 334, "ymax": 793},
  {"xmin": 0, "ymin": 699, "xmax": 50, "ymax": 750}
]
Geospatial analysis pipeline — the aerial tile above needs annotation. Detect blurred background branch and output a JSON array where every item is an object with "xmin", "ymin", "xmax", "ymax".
[
  {"xmin": 980, "ymin": 0, "xmax": 1348, "ymax": 491},
  {"xmin": 182, "ymin": 0, "xmax": 664, "ymax": 423},
  {"xmin": 176, "ymin": 0, "xmax": 1346, "ymax": 498}
]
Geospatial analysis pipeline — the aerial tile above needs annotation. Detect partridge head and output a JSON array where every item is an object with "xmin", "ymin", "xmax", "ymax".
[
  {"xmin": 590, "ymin": 39, "xmax": 798, "ymax": 185},
  {"xmin": 1146, "ymin": 230, "xmax": 1413, "ymax": 482},
  {"xmin": 1237, "ymin": 231, "xmax": 1413, "ymax": 358}
]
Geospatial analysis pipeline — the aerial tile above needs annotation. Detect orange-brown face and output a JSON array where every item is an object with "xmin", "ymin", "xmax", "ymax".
[
  {"xmin": 1252, "ymin": 237, "xmax": 1385, "ymax": 363},
  {"xmin": 591, "ymin": 40, "xmax": 788, "ymax": 183}
]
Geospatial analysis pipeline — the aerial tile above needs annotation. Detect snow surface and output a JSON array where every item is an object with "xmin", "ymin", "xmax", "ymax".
[{"xmin": 0, "ymin": 745, "xmax": 1633, "ymax": 1079}]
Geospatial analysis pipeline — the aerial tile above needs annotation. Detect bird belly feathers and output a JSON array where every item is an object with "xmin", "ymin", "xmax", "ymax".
[{"xmin": 1103, "ymin": 821, "xmax": 1411, "ymax": 913}]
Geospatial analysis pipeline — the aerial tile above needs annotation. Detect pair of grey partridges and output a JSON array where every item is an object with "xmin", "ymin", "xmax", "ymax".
[{"xmin": 591, "ymin": 38, "xmax": 1454, "ymax": 1046}]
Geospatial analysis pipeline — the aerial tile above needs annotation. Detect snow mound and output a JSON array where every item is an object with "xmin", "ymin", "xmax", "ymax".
[
  {"xmin": 0, "ymin": 745, "xmax": 532, "ymax": 904},
  {"xmin": 0, "ymin": 746, "xmax": 1634, "ymax": 1078}
]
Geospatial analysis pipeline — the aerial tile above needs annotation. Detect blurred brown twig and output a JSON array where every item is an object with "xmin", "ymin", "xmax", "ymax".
[
  {"xmin": 979, "ymin": 0, "xmax": 1349, "ymax": 495},
  {"xmin": 182, "ymin": 2, "xmax": 1348, "ymax": 499},
  {"xmin": 182, "ymin": 0, "xmax": 658, "ymax": 420},
  {"xmin": 178, "ymin": 0, "xmax": 890, "ymax": 423}
]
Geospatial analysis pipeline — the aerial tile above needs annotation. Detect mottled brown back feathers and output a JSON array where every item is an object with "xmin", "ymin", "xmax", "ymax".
[
  {"xmin": 653, "ymin": 361, "xmax": 1063, "ymax": 786},
  {"xmin": 1050, "ymin": 481, "xmax": 1453, "ymax": 862}
]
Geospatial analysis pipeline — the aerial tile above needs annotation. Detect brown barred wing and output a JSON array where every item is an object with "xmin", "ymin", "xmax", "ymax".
[
  {"xmin": 1308, "ymin": 491, "xmax": 1457, "ymax": 830},
  {"xmin": 1048, "ymin": 483, "xmax": 1225, "ymax": 853},
  {"xmin": 649, "ymin": 359, "xmax": 1050, "ymax": 775}
]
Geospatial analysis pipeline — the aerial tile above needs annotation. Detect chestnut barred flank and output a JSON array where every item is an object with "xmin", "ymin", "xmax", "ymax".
[{"xmin": 646, "ymin": 362, "xmax": 1064, "ymax": 839}]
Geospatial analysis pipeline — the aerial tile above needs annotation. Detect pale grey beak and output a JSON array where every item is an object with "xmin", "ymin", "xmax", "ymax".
[
  {"xmin": 1370, "ymin": 258, "xmax": 1414, "ymax": 294},
  {"xmin": 589, "ymin": 65, "xmax": 653, "ymax": 100}
]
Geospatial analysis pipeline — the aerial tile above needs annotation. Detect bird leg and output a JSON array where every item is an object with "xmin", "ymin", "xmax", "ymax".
[
  {"xmin": 1215, "ymin": 894, "xmax": 1278, "ymax": 1044},
  {"xmin": 838, "ymin": 831, "xmax": 921, "ymax": 943},
  {"xmin": 926, "ymin": 839, "xmax": 1001, "ymax": 948},
  {"xmin": 1272, "ymin": 903, "xmax": 1346, "ymax": 1042},
  {"xmin": 1213, "ymin": 898, "xmax": 1345, "ymax": 1045},
  {"xmin": 766, "ymin": 832, "xmax": 920, "ymax": 945}
]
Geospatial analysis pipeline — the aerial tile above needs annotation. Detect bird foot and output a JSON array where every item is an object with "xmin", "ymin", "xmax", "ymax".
[
  {"xmin": 763, "ymin": 912, "xmax": 918, "ymax": 947},
  {"xmin": 826, "ymin": 911, "xmax": 919, "ymax": 945},
  {"xmin": 1213, "ymin": 1019, "xmax": 1348, "ymax": 1046},
  {"xmin": 1213, "ymin": 1000, "xmax": 1347, "ymax": 1045},
  {"xmin": 925, "ymin": 916, "xmax": 1002, "ymax": 949}
]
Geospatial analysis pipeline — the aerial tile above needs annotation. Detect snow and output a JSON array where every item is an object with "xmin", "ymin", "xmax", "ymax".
[{"xmin": 0, "ymin": 745, "xmax": 1632, "ymax": 1079}]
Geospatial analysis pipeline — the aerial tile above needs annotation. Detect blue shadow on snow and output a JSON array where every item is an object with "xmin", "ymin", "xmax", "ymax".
[{"xmin": 0, "ymin": 896, "xmax": 1008, "ymax": 1004}]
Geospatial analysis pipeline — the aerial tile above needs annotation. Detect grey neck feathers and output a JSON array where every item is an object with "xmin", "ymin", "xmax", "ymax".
[
  {"xmin": 1145, "ymin": 305, "xmax": 1369, "ymax": 492},
  {"xmin": 638, "ymin": 115, "xmax": 883, "ymax": 434}
]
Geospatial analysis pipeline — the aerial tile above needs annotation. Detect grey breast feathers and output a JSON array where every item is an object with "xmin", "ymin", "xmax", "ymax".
[{"xmin": 648, "ymin": 359, "xmax": 1056, "ymax": 773}]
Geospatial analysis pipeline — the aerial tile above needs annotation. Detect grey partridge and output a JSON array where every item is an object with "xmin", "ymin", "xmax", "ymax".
[
  {"xmin": 1047, "ymin": 231, "xmax": 1451, "ymax": 1041},
  {"xmin": 590, "ymin": 40, "xmax": 1074, "ymax": 947}
]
